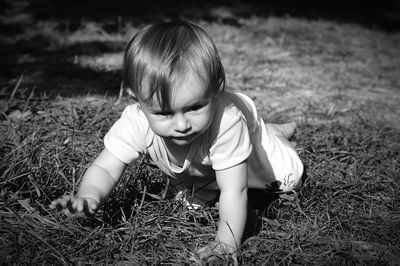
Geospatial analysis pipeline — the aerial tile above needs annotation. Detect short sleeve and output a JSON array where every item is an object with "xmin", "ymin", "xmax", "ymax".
[
  {"xmin": 104, "ymin": 104, "xmax": 148, "ymax": 164},
  {"xmin": 209, "ymin": 103, "xmax": 252, "ymax": 170}
]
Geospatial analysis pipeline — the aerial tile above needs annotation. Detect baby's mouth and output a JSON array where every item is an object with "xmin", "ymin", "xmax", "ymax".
[
  {"xmin": 172, "ymin": 132, "xmax": 197, "ymax": 142},
  {"xmin": 174, "ymin": 134, "xmax": 193, "ymax": 140}
]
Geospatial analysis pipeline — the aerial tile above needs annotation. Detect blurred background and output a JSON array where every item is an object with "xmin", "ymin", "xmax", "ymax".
[{"xmin": 1, "ymin": 0, "xmax": 399, "ymax": 97}]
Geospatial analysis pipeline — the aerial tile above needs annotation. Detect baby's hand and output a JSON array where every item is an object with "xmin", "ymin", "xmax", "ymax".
[
  {"xmin": 197, "ymin": 241, "xmax": 236, "ymax": 262},
  {"xmin": 49, "ymin": 195, "xmax": 99, "ymax": 217}
]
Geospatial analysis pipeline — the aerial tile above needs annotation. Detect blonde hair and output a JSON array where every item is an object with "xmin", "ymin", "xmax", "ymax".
[{"xmin": 122, "ymin": 20, "xmax": 225, "ymax": 110}]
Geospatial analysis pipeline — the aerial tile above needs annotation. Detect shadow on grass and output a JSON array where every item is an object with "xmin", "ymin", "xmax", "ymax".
[
  {"xmin": 1, "ymin": 0, "xmax": 399, "ymax": 97},
  {"xmin": 0, "ymin": 33, "xmax": 123, "ymax": 97},
  {"xmin": 15, "ymin": 0, "xmax": 400, "ymax": 31}
]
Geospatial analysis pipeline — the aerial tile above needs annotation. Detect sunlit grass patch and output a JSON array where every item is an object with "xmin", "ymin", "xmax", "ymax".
[{"xmin": 1, "ymin": 92, "xmax": 399, "ymax": 265}]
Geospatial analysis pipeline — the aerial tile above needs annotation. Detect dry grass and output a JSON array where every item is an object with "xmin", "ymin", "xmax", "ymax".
[{"xmin": 1, "ymin": 3, "xmax": 400, "ymax": 265}]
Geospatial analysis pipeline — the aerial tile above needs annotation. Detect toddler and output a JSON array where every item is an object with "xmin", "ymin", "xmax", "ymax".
[{"xmin": 50, "ymin": 20, "xmax": 303, "ymax": 259}]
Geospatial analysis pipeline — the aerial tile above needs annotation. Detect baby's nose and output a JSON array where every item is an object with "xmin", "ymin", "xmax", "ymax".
[{"xmin": 174, "ymin": 113, "xmax": 190, "ymax": 132}]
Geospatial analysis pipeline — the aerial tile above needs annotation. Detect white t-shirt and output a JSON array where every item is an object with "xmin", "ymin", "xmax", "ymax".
[{"xmin": 104, "ymin": 91, "xmax": 303, "ymax": 201}]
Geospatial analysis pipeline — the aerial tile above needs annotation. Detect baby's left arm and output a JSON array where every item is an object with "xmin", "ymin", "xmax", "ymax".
[{"xmin": 198, "ymin": 160, "xmax": 248, "ymax": 259}]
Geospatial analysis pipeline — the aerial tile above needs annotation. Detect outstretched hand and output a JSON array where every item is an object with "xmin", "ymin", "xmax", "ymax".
[{"xmin": 49, "ymin": 195, "xmax": 99, "ymax": 217}]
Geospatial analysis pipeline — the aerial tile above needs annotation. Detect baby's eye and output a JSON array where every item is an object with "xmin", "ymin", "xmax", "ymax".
[
  {"xmin": 188, "ymin": 104, "xmax": 205, "ymax": 112},
  {"xmin": 153, "ymin": 111, "xmax": 172, "ymax": 116}
]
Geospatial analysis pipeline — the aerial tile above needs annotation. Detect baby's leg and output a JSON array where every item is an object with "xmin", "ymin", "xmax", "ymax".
[
  {"xmin": 265, "ymin": 122, "xmax": 296, "ymax": 140},
  {"xmin": 247, "ymin": 121, "xmax": 303, "ymax": 193}
]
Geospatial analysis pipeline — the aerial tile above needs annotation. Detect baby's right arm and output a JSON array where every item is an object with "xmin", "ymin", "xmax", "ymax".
[{"xmin": 50, "ymin": 149, "xmax": 127, "ymax": 217}]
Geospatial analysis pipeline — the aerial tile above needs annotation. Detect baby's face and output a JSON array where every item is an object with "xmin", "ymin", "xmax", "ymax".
[{"xmin": 140, "ymin": 73, "xmax": 215, "ymax": 146}]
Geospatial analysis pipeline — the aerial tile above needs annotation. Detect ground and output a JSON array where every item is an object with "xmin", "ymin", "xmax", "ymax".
[{"xmin": 1, "ymin": 0, "xmax": 400, "ymax": 265}]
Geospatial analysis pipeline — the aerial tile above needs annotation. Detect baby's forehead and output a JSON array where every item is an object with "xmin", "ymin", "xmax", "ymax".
[
  {"xmin": 172, "ymin": 69, "xmax": 203, "ymax": 87},
  {"xmin": 147, "ymin": 76, "xmax": 210, "ymax": 107}
]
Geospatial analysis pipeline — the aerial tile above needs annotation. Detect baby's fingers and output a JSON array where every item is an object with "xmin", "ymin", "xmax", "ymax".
[
  {"xmin": 49, "ymin": 195, "xmax": 79, "ymax": 216},
  {"xmin": 61, "ymin": 195, "xmax": 80, "ymax": 216},
  {"xmin": 87, "ymin": 199, "xmax": 99, "ymax": 214},
  {"xmin": 74, "ymin": 198, "xmax": 98, "ymax": 216},
  {"xmin": 49, "ymin": 195, "xmax": 73, "ymax": 210},
  {"xmin": 49, "ymin": 195, "xmax": 99, "ymax": 217},
  {"xmin": 49, "ymin": 199, "xmax": 60, "ymax": 210}
]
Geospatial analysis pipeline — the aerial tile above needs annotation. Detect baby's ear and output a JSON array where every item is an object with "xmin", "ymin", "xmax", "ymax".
[
  {"xmin": 126, "ymin": 88, "xmax": 134, "ymax": 96},
  {"xmin": 125, "ymin": 87, "xmax": 138, "ymax": 101},
  {"xmin": 117, "ymin": 82, "xmax": 138, "ymax": 103}
]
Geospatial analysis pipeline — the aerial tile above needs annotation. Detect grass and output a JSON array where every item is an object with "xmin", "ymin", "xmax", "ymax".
[{"xmin": 1, "ymin": 2, "xmax": 400, "ymax": 265}]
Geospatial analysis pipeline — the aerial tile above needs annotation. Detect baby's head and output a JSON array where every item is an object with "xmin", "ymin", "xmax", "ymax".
[{"xmin": 122, "ymin": 20, "xmax": 225, "ymax": 110}]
